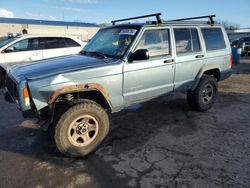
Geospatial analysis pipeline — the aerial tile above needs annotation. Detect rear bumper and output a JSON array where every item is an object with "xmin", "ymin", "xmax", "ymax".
[{"xmin": 220, "ymin": 69, "xmax": 232, "ymax": 81}]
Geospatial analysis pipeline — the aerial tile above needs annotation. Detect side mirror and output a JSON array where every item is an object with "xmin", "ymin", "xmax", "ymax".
[
  {"xmin": 130, "ymin": 49, "xmax": 149, "ymax": 61},
  {"xmin": 5, "ymin": 47, "xmax": 14, "ymax": 53}
]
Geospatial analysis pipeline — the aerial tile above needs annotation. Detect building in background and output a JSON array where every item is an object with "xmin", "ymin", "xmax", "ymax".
[
  {"xmin": 0, "ymin": 17, "xmax": 99, "ymax": 42},
  {"xmin": 227, "ymin": 28, "xmax": 250, "ymax": 42}
]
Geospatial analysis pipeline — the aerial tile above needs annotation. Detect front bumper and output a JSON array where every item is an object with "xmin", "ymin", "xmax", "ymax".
[
  {"xmin": 5, "ymin": 92, "xmax": 51, "ymax": 131},
  {"xmin": 5, "ymin": 91, "xmax": 37, "ymax": 118},
  {"xmin": 220, "ymin": 69, "xmax": 233, "ymax": 81}
]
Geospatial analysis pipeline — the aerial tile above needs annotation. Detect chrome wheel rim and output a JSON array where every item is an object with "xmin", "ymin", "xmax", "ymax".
[
  {"xmin": 201, "ymin": 83, "xmax": 214, "ymax": 104},
  {"xmin": 67, "ymin": 115, "xmax": 99, "ymax": 147}
]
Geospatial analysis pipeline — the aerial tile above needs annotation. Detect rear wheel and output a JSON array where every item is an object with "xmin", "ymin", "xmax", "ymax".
[
  {"xmin": 187, "ymin": 75, "xmax": 218, "ymax": 112},
  {"xmin": 54, "ymin": 99, "xmax": 109, "ymax": 157}
]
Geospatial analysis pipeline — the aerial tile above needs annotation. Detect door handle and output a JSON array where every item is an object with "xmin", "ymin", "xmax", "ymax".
[
  {"xmin": 164, "ymin": 59, "xmax": 174, "ymax": 64},
  {"xmin": 195, "ymin": 55, "xmax": 204, "ymax": 59}
]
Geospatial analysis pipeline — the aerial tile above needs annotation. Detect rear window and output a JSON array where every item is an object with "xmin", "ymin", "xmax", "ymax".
[{"xmin": 201, "ymin": 28, "xmax": 226, "ymax": 51}]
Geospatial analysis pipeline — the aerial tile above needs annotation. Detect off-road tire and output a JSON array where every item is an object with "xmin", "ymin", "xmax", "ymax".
[
  {"xmin": 187, "ymin": 75, "xmax": 218, "ymax": 112},
  {"xmin": 0, "ymin": 70, "xmax": 5, "ymax": 88},
  {"xmin": 54, "ymin": 99, "xmax": 109, "ymax": 157}
]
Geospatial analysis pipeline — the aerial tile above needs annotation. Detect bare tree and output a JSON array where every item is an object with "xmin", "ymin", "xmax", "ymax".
[{"xmin": 216, "ymin": 20, "xmax": 240, "ymax": 30}]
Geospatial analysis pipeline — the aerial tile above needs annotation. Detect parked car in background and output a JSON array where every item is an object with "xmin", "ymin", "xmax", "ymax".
[
  {"xmin": 242, "ymin": 41, "xmax": 250, "ymax": 56},
  {"xmin": 236, "ymin": 37, "xmax": 250, "ymax": 56},
  {"xmin": 0, "ymin": 35, "xmax": 86, "ymax": 87}
]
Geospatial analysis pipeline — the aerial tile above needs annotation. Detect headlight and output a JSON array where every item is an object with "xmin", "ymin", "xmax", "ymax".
[{"xmin": 23, "ymin": 87, "xmax": 30, "ymax": 107}]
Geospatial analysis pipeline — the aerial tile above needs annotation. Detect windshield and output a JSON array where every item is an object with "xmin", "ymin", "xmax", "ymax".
[
  {"xmin": 0, "ymin": 37, "xmax": 16, "ymax": 48},
  {"xmin": 83, "ymin": 26, "xmax": 140, "ymax": 59}
]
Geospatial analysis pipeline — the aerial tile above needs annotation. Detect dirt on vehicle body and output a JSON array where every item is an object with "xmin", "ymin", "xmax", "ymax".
[{"xmin": 5, "ymin": 13, "xmax": 232, "ymax": 157}]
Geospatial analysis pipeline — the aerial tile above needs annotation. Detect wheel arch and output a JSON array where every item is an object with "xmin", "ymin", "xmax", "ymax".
[
  {"xmin": 39, "ymin": 83, "xmax": 113, "ymax": 131},
  {"xmin": 191, "ymin": 65, "xmax": 221, "ymax": 91},
  {"xmin": 48, "ymin": 83, "xmax": 113, "ymax": 110}
]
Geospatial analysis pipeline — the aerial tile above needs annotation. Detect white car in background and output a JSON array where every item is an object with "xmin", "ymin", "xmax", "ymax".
[{"xmin": 0, "ymin": 35, "xmax": 86, "ymax": 87}]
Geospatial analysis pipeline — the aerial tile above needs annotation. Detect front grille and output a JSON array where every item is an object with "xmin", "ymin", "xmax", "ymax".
[{"xmin": 6, "ymin": 75, "xmax": 19, "ymax": 101}]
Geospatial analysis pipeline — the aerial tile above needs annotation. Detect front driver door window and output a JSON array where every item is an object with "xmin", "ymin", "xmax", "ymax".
[
  {"xmin": 136, "ymin": 29, "xmax": 170, "ymax": 57},
  {"xmin": 10, "ymin": 39, "xmax": 29, "ymax": 51},
  {"xmin": 123, "ymin": 28, "xmax": 175, "ymax": 105}
]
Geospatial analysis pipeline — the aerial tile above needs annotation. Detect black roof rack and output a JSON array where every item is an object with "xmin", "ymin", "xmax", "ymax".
[
  {"xmin": 168, "ymin": 15, "xmax": 216, "ymax": 25},
  {"xmin": 111, "ymin": 13, "xmax": 216, "ymax": 26},
  {"xmin": 111, "ymin": 13, "xmax": 163, "ymax": 25}
]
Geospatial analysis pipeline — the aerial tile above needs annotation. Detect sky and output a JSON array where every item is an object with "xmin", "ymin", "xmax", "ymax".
[{"xmin": 0, "ymin": 0, "xmax": 249, "ymax": 27}]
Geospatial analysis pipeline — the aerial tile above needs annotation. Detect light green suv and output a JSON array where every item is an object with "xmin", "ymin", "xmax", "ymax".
[{"xmin": 5, "ymin": 13, "xmax": 232, "ymax": 157}]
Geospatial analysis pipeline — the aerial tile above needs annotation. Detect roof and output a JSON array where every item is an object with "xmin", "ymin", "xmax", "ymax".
[{"xmin": 0, "ymin": 17, "xmax": 99, "ymax": 28}]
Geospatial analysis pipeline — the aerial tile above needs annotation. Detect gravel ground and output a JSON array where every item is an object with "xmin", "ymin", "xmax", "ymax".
[{"xmin": 0, "ymin": 58, "xmax": 250, "ymax": 188}]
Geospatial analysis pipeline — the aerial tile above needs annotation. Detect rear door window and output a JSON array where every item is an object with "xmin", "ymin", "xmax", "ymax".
[
  {"xmin": 174, "ymin": 28, "xmax": 201, "ymax": 54},
  {"xmin": 201, "ymin": 28, "xmax": 226, "ymax": 51},
  {"xmin": 40, "ymin": 37, "xmax": 67, "ymax": 50}
]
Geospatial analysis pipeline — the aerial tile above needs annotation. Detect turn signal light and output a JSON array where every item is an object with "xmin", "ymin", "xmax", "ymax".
[{"xmin": 23, "ymin": 87, "xmax": 30, "ymax": 106}]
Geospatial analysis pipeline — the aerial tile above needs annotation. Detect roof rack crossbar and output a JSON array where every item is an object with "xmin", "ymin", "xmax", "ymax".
[
  {"xmin": 111, "ymin": 13, "xmax": 162, "ymax": 25},
  {"xmin": 169, "ymin": 15, "xmax": 216, "ymax": 25}
]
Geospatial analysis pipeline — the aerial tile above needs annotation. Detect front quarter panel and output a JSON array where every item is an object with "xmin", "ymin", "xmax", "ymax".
[{"xmin": 28, "ymin": 62, "xmax": 124, "ymax": 112}]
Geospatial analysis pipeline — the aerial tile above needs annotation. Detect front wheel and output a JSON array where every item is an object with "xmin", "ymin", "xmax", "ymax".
[
  {"xmin": 187, "ymin": 75, "xmax": 218, "ymax": 112},
  {"xmin": 54, "ymin": 100, "xmax": 109, "ymax": 157}
]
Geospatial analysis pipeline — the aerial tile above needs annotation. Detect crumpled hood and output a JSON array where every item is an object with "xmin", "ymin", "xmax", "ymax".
[{"xmin": 10, "ymin": 54, "xmax": 116, "ymax": 80}]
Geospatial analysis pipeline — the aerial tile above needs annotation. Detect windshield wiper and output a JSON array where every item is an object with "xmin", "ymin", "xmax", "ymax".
[
  {"xmin": 90, "ymin": 51, "xmax": 108, "ymax": 59},
  {"xmin": 80, "ymin": 50, "xmax": 107, "ymax": 59}
]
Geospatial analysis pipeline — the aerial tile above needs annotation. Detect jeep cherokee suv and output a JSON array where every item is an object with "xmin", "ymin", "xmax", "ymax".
[{"xmin": 5, "ymin": 13, "xmax": 232, "ymax": 157}]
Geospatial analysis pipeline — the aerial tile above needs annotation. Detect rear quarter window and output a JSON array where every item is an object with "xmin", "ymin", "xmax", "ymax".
[
  {"xmin": 201, "ymin": 28, "xmax": 226, "ymax": 51},
  {"xmin": 65, "ymin": 38, "xmax": 81, "ymax": 47}
]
